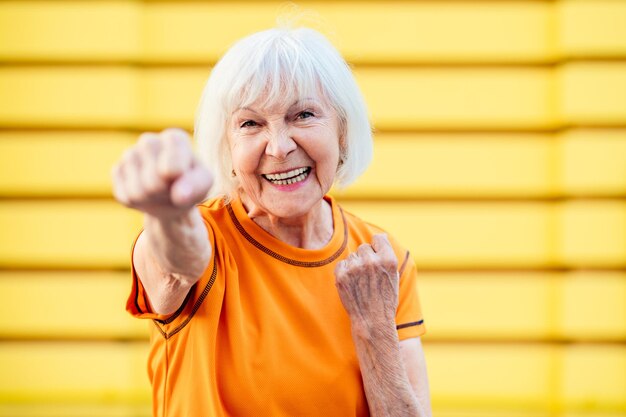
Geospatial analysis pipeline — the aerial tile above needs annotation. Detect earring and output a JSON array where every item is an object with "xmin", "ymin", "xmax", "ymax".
[{"xmin": 231, "ymin": 169, "xmax": 236, "ymax": 177}]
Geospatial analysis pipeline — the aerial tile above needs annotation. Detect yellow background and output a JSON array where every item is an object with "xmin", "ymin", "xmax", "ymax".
[{"xmin": 0, "ymin": 1, "xmax": 625, "ymax": 416}]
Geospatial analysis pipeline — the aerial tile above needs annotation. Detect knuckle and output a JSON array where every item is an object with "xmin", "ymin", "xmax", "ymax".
[
  {"xmin": 138, "ymin": 132, "xmax": 158, "ymax": 145},
  {"xmin": 122, "ymin": 147, "xmax": 136, "ymax": 160},
  {"xmin": 158, "ymin": 161, "xmax": 182, "ymax": 179},
  {"xmin": 142, "ymin": 179, "xmax": 160, "ymax": 195},
  {"xmin": 124, "ymin": 183, "xmax": 144, "ymax": 200},
  {"xmin": 138, "ymin": 138, "xmax": 161, "ymax": 157},
  {"xmin": 114, "ymin": 191, "xmax": 128, "ymax": 207},
  {"xmin": 376, "ymin": 233, "xmax": 389, "ymax": 242},
  {"xmin": 126, "ymin": 191, "xmax": 147, "ymax": 206},
  {"xmin": 162, "ymin": 127, "xmax": 189, "ymax": 141},
  {"xmin": 335, "ymin": 261, "xmax": 351, "ymax": 276},
  {"xmin": 139, "ymin": 158, "xmax": 157, "ymax": 177},
  {"xmin": 140, "ymin": 180, "xmax": 158, "ymax": 196},
  {"xmin": 137, "ymin": 133, "xmax": 151, "ymax": 146},
  {"xmin": 120, "ymin": 148, "xmax": 139, "ymax": 167},
  {"xmin": 111, "ymin": 181, "xmax": 123, "ymax": 198},
  {"xmin": 357, "ymin": 243, "xmax": 370, "ymax": 253},
  {"xmin": 143, "ymin": 176, "xmax": 166, "ymax": 196}
]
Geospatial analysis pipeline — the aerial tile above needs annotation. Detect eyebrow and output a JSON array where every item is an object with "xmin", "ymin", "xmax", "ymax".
[{"xmin": 232, "ymin": 97, "xmax": 319, "ymax": 115}]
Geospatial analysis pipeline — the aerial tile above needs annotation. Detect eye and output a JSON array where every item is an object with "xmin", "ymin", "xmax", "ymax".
[
  {"xmin": 240, "ymin": 120, "xmax": 258, "ymax": 128},
  {"xmin": 297, "ymin": 111, "xmax": 315, "ymax": 120}
]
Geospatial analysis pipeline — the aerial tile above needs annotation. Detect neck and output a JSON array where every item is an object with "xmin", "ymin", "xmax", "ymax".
[{"xmin": 240, "ymin": 196, "xmax": 334, "ymax": 250}]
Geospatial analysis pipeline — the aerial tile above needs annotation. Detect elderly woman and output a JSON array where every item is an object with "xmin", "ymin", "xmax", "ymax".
[{"xmin": 112, "ymin": 25, "xmax": 431, "ymax": 417}]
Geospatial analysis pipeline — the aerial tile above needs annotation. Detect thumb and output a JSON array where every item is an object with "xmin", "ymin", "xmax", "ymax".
[{"xmin": 170, "ymin": 162, "xmax": 214, "ymax": 207}]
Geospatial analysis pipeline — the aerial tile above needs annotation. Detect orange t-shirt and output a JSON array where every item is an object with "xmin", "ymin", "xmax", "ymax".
[{"xmin": 127, "ymin": 195, "xmax": 426, "ymax": 417}]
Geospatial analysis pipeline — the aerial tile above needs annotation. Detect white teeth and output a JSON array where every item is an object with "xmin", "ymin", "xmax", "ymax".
[
  {"xmin": 265, "ymin": 168, "xmax": 310, "ymax": 185},
  {"xmin": 265, "ymin": 167, "xmax": 307, "ymax": 181}
]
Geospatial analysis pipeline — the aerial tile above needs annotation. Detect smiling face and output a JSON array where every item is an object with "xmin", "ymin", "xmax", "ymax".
[{"xmin": 227, "ymin": 91, "xmax": 343, "ymax": 220}]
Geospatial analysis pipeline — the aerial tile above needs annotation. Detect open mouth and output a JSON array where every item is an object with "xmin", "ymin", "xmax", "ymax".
[{"xmin": 262, "ymin": 167, "xmax": 311, "ymax": 185}]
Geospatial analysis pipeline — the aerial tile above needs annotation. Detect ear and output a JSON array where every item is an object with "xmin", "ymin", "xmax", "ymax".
[
  {"xmin": 337, "ymin": 124, "xmax": 347, "ymax": 168},
  {"xmin": 337, "ymin": 139, "xmax": 346, "ymax": 170}
]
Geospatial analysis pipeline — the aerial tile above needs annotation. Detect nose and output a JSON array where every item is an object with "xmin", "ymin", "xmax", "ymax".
[{"xmin": 265, "ymin": 126, "xmax": 297, "ymax": 159}]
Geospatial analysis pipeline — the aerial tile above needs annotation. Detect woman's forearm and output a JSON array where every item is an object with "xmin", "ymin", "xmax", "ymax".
[
  {"xmin": 144, "ymin": 207, "xmax": 211, "ymax": 282},
  {"xmin": 351, "ymin": 321, "xmax": 427, "ymax": 417}
]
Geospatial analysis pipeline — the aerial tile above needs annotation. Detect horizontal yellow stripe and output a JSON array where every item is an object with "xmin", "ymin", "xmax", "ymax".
[
  {"xmin": 1, "ymin": 271, "xmax": 623, "ymax": 342},
  {"xmin": 0, "ymin": 66, "xmax": 558, "ymax": 130},
  {"xmin": 357, "ymin": 67, "xmax": 557, "ymax": 130},
  {"xmin": 0, "ymin": 406, "xmax": 621, "ymax": 417},
  {"xmin": 559, "ymin": 344, "xmax": 626, "ymax": 409},
  {"xmin": 434, "ymin": 410, "xmax": 626, "ymax": 417},
  {"xmin": 140, "ymin": 1, "xmax": 556, "ymax": 64},
  {"xmin": 2, "ymin": 129, "xmax": 625, "ymax": 198},
  {"xmin": 0, "ymin": 341, "xmax": 624, "ymax": 410},
  {"xmin": 341, "ymin": 200, "xmax": 626, "ymax": 268},
  {"xmin": 1, "ymin": 200, "xmax": 624, "ymax": 268},
  {"xmin": 0, "ymin": 1, "xmax": 555, "ymax": 64},
  {"xmin": 0, "ymin": 406, "xmax": 623, "ymax": 417},
  {"xmin": 2, "ymin": 64, "xmax": 624, "ymax": 129},
  {"xmin": 0, "ymin": 131, "xmax": 136, "ymax": 196},
  {"xmin": 559, "ymin": 0, "xmax": 626, "ymax": 58},
  {"xmin": 0, "ymin": 404, "xmax": 150, "ymax": 417},
  {"xmin": 343, "ymin": 129, "xmax": 626, "ymax": 198},
  {"xmin": 0, "ymin": 1, "xmax": 141, "ymax": 62},
  {"xmin": 419, "ymin": 271, "xmax": 626, "ymax": 342},
  {"xmin": 2, "ymin": 1, "xmax": 626, "ymax": 63},
  {"xmin": 0, "ymin": 341, "xmax": 150, "ymax": 403},
  {"xmin": 344, "ymin": 132, "xmax": 555, "ymax": 199},
  {"xmin": 425, "ymin": 343, "xmax": 626, "ymax": 410},
  {"xmin": 560, "ymin": 129, "xmax": 626, "ymax": 195},
  {"xmin": 0, "ymin": 67, "xmax": 139, "ymax": 128},
  {"xmin": 560, "ymin": 62, "xmax": 626, "ymax": 125},
  {"xmin": 0, "ymin": 201, "xmax": 142, "ymax": 268},
  {"xmin": 558, "ymin": 200, "xmax": 626, "ymax": 267},
  {"xmin": 0, "ymin": 271, "xmax": 148, "ymax": 340}
]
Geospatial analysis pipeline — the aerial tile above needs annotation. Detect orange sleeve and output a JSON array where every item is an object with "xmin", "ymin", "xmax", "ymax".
[
  {"xmin": 125, "ymin": 218, "xmax": 216, "ymax": 323},
  {"xmin": 395, "ymin": 251, "xmax": 426, "ymax": 341},
  {"xmin": 126, "ymin": 228, "xmax": 170, "ymax": 321}
]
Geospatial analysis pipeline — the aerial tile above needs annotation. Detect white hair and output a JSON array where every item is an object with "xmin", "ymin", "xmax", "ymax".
[{"xmin": 194, "ymin": 26, "xmax": 373, "ymax": 199}]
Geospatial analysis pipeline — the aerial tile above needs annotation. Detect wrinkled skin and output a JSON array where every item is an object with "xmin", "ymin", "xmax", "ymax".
[{"xmin": 335, "ymin": 234, "xmax": 399, "ymax": 328}]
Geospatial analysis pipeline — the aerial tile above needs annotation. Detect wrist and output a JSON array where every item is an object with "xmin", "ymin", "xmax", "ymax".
[
  {"xmin": 350, "ymin": 316, "xmax": 397, "ymax": 341},
  {"xmin": 144, "ymin": 207, "xmax": 209, "ymax": 272},
  {"xmin": 145, "ymin": 206, "xmax": 200, "ymax": 229}
]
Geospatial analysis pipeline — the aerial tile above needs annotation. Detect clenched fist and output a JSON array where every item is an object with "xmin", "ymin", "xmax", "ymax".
[
  {"xmin": 335, "ymin": 234, "xmax": 399, "ymax": 327},
  {"xmin": 111, "ymin": 128, "xmax": 213, "ymax": 219}
]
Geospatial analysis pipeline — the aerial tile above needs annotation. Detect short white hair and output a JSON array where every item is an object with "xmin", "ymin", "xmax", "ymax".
[{"xmin": 194, "ymin": 26, "xmax": 373, "ymax": 199}]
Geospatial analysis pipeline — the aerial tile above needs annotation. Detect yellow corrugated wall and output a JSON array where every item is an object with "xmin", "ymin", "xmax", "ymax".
[{"xmin": 0, "ymin": 1, "xmax": 625, "ymax": 416}]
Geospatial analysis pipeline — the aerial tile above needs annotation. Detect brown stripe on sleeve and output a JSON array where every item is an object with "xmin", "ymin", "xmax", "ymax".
[
  {"xmin": 133, "ymin": 281, "xmax": 143, "ymax": 314},
  {"xmin": 398, "ymin": 250, "xmax": 410, "ymax": 276},
  {"xmin": 396, "ymin": 319, "xmax": 424, "ymax": 330}
]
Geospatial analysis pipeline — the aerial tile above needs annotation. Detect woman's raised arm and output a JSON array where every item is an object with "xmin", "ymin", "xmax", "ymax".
[{"xmin": 111, "ymin": 128, "xmax": 214, "ymax": 315}]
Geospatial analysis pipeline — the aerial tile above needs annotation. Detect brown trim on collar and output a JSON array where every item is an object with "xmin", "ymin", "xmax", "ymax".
[{"xmin": 226, "ymin": 202, "xmax": 348, "ymax": 268}]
